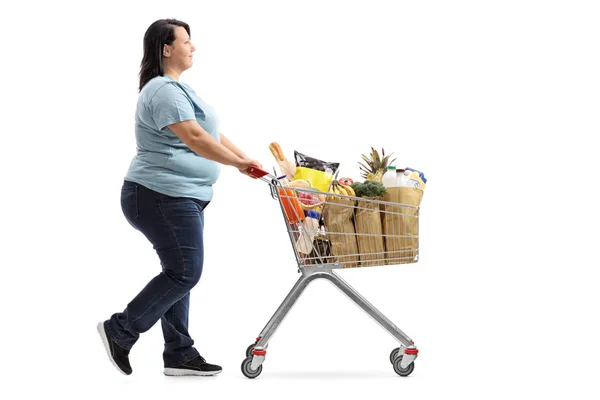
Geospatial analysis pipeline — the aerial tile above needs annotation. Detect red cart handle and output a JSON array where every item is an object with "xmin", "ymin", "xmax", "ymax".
[{"xmin": 247, "ymin": 165, "xmax": 271, "ymax": 178}]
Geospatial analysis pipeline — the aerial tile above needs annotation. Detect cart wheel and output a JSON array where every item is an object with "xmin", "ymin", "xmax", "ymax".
[
  {"xmin": 246, "ymin": 344, "xmax": 256, "ymax": 358},
  {"xmin": 389, "ymin": 348, "xmax": 400, "ymax": 364},
  {"xmin": 241, "ymin": 357, "xmax": 263, "ymax": 379},
  {"xmin": 393, "ymin": 356, "xmax": 415, "ymax": 377}
]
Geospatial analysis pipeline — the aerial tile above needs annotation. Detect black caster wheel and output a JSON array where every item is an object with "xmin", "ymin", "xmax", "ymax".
[
  {"xmin": 241, "ymin": 357, "xmax": 263, "ymax": 379},
  {"xmin": 393, "ymin": 356, "xmax": 415, "ymax": 377},
  {"xmin": 246, "ymin": 344, "xmax": 256, "ymax": 358},
  {"xmin": 390, "ymin": 347, "xmax": 400, "ymax": 364}
]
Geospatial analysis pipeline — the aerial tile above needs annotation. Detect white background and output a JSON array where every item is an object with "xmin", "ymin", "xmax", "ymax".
[{"xmin": 1, "ymin": 0, "xmax": 599, "ymax": 398}]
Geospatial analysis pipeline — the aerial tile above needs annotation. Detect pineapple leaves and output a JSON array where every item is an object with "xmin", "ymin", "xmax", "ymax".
[{"xmin": 358, "ymin": 147, "xmax": 397, "ymax": 179}]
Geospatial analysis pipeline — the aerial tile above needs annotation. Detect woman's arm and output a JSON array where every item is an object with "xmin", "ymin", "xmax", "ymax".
[
  {"xmin": 220, "ymin": 132, "xmax": 248, "ymax": 159},
  {"xmin": 220, "ymin": 132, "xmax": 263, "ymax": 172},
  {"xmin": 168, "ymin": 120, "xmax": 251, "ymax": 169}
]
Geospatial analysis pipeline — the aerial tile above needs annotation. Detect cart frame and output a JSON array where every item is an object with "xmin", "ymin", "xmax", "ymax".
[{"xmin": 240, "ymin": 167, "xmax": 420, "ymax": 378}]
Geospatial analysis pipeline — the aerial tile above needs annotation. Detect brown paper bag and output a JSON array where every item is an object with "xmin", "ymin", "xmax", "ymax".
[
  {"xmin": 354, "ymin": 197, "xmax": 385, "ymax": 267},
  {"xmin": 277, "ymin": 160, "xmax": 296, "ymax": 181},
  {"xmin": 323, "ymin": 197, "xmax": 359, "ymax": 268},
  {"xmin": 382, "ymin": 187, "xmax": 423, "ymax": 264}
]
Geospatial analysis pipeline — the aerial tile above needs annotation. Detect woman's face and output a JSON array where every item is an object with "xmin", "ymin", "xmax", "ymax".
[{"xmin": 163, "ymin": 26, "xmax": 196, "ymax": 71}]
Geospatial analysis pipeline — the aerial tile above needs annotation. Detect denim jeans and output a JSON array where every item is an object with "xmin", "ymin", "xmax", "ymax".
[{"xmin": 107, "ymin": 180, "xmax": 210, "ymax": 367}]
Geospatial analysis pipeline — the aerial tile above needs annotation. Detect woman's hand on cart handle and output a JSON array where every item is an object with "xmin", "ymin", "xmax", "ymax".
[
  {"xmin": 246, "ymin": 165, "xmax": 271, "ymax": 179},
  {"xmin": 238, "ymin": 159, "xmax": 264, "ymax": 179}
]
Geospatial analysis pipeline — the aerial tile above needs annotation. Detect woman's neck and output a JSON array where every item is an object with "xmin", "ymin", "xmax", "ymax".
[{"xmin": 163, "ymin": 67, "xmax": 181, "ymax": 81}]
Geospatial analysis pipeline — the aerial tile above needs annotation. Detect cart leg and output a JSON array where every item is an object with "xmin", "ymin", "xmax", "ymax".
[
  {"xmin": 323, "ymin": 269, "xmax": 415, "ymax": 348},
  {"xmin": 244, "ymin": 265, "xmax": 418, "ymax": 377},
  {"xmin": 246, "ymin": 270, "xmax": 321, "ymax": 369}
]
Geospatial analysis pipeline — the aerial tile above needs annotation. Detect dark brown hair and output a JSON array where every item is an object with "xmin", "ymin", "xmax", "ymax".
[{"xmin": 139, "ymin": 19, "xmax": 190, "ymax": 91}]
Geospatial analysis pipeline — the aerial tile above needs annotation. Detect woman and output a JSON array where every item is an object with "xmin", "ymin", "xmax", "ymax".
[{"xmin": 97, "ymin": 19, "xmax": 262, "ymax": 377}]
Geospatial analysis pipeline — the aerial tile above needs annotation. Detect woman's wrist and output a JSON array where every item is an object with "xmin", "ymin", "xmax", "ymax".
[{"xmin": 234, "ymin": 157, "xmax": 247, "ymax": 169}]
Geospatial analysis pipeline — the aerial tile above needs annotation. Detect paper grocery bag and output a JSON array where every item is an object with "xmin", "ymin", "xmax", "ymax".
[
  {"xmin": 277, "ymin": 160, "xmax": 296, "ymax": 181},
  {"xmin": 323, "ymin": 197, "xmax": 359, "ymax": 268},
  {"xmin": 382, "ymin": 187, "xmax": 423, "ymax": 264},
  {"xmin": 354, "ymin": 197, "xmax": 385, "ymax": 267}
]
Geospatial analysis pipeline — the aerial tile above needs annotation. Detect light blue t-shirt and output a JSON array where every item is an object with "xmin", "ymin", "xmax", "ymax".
[{"xmin": 124, "ymin": 75, "xmax": 221, "ymax": 201}]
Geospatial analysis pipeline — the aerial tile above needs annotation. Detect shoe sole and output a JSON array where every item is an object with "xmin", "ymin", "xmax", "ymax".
[
  {"xmin": 163, "ymin": 368, "xmax": 222, "ymax": 377},
  {"xmin": 97, "ymin": 321, "xmax": 128, "ymax": 376}
]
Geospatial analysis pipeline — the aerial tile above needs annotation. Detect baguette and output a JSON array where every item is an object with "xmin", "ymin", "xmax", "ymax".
[{"xmin": 269, "ymin": 142, "xmax": 287, "ymax": 162}]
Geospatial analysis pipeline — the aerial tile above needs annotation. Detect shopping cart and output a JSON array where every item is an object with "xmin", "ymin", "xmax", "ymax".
[{"xmin": 241, "ymin": 166, "xmax": 420, "ymax": 378}]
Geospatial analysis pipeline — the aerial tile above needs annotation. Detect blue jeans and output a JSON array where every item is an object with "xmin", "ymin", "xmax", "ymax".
[{"xmin": 107, "ymin": 180, "xmax": 210, "ymax": 367}]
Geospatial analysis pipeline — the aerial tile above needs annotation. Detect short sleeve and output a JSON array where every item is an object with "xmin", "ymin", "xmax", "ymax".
[{"xmin": 148, "ymin": 83, "xmax": 196, "ymax": 131}]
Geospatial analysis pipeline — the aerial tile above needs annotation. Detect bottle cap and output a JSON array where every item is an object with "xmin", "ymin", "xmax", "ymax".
[
  {"xmin": 307, "ymin": 210, "xmax": 320, "ymax": 219},
  {"xmin": 387, "ymin": 166, "xmax": 396, "ymax": 170}
]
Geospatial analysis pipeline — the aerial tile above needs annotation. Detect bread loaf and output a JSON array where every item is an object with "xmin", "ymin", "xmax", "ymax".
[{"xmin": 269, "ymin": 142, "xmax": 287, "ymax": 162}]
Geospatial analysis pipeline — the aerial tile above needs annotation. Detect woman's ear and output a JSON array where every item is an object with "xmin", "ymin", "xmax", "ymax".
[{"xmin": 163, "ymin": 44, "xmax": 170, "ymax": 58}]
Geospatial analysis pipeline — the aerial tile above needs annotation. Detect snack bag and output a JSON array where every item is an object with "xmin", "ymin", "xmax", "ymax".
[{"xmin": 293, "ymin": 151, "xmax": 340, "ymax": 192}]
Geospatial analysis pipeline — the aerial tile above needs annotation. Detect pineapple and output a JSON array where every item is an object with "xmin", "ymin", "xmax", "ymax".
[{"xmin": 358, "ymin": 147, "xmax": 397, "ymax": 182}]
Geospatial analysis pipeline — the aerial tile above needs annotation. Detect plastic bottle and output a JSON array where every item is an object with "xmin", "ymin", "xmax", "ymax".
[
  {"xmin": 382, "ymin": 166, "xmax": 397, "ymax": 188},
  {"xmin": 396, "ymin": 168, "xmax": 408, "ymax": 187},
  {"xmin": 296, "ymin": 210, "xmax": 321, "ymax": 255},
  {"xmin": 404, "ymin": 167, "xmax": 427, "ymax": 190},
  {"xmin": 406, "ymin": 172, "xmax": 425, "ymax": 189},
  {"xmin": 405, "ymin": 167, "xmax": 427, "ymax": 184},
  {"xmin": 403, "ymin": 167, "xmax": 426, "ymax": 190}
]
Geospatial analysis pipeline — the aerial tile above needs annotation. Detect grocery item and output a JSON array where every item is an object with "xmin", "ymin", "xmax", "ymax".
[
  {"xmin": 405, "ymin": 171, "xmax": 426, "ymax": 190},
  {"xmin": 293, "ymin": 151, "xmax": 340, "ymax": 192},
  {"xmin": 296, "ymin": 210, "xmax": 321, "ymax": 256},
  {"xmin": 323, "ymin": 194, "xmax": 359, "ymax": 268},
  {"xmin": 404, "ymin": 167, "xmax": 427, "ymax": 184},
  {"xmin": 350, "ymin": 180, "xmax": 386, "ymax": 197},
  {"xmin": 278, "ymin": 161, "xmax": 296, "ymax": 180},
  {"xmin": 278, "ymin": 187, "xmax": 305, "ymax": 224},
  {"xmin": 268, "ymin": 142, "xmax": 296, "ymax": 180},
  {"xmin": 340, "ymin": 183, "xmax": 355, "ymax": 197},
  {"xmin": 382, "ymin": 187, "xmax": 423, "ymax": 264},
  {"xmin": 404, "ymin": 167, "xmax": 427, "ymax": 190},
  {"xmin": 351, "ymin": 179, "xmax": 386, "ymax": 267},
  {"xmin": 354, "ymin": 197, "xmax": 385, "ymax": 267},
  {"xmin": 338, "ymin": 177, "xmax": 354, "ymax": 186},
  {"xmin": 396, "ymin": 169, "xmax": 408, "ymax": 187},
  {"xmin": 287, "ymin": 179, "xmax": 310, "ymax": 188},
  {"xmin": 294, "ymin": 151, "xmax": 340, "ymax": 173},
  {"xmin": 327, "ymin": 181, "xmax": 356, "ymax": 199},
  {"xmin": 284, "ymin": 179, "xmax": 324, "ymax": 211},
  {"xmin": 294, "ymin": 167, "xmax": 335, "ymax": 192},
  {"xmin": 297, "ymin": 191, "xmax": 321, "ymax": 206},
  {"xmin": 269, "ymin": 142, "xmax": 287, "ymax": 161},
  {"xmin": 406, "ymin": 175, "xmax": 421, "ymax": 189},
  {"xmin": 382, "ymin": 166, "xmax": 397, "ymax": 188},
  {"xmin": 358, "ymin": 147, "xmax": 396, "ymax": 182},
  {"xmin": 307, "ymin": 228, "xmax": 334, "ymax": 265}
]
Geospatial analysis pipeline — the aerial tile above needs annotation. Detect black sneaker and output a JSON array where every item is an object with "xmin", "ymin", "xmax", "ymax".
[
  {"xmin": 164, "ymin": 356, "xmax": 222, "ymax": 376},
  {"xmin": 97, "ymin": 321, "xmax": 132, "ymax": 375}
]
